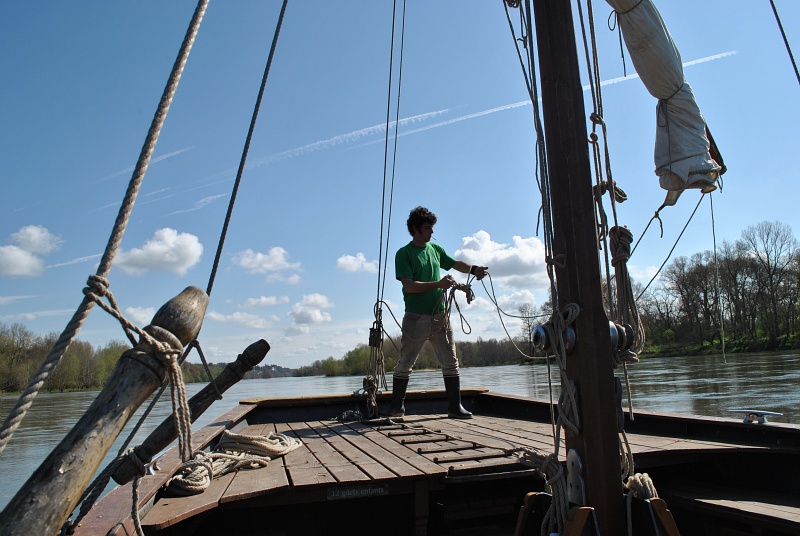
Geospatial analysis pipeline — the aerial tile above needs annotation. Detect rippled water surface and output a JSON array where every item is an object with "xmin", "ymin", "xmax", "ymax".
[{"xmin": 1, "ymin": 351, "xmax": 796, "ymax": 511}]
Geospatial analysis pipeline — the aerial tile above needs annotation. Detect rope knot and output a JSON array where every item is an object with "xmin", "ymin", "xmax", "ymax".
[
  {"xmin": 609, "ymin": 226, "xmax": 633, "ymax": 267},
  {"xmin": 126, "ymin": 448, "xmax": 147, "ymax": 476},
  {"xmin": 84, "ymin": 275, "xmax": 110, "ymax": 298}
]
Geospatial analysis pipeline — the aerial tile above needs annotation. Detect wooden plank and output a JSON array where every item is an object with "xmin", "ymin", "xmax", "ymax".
[
  {"xmin": 275, "ymin": 422, "xmax": 337, "ymax": 487},
  {"xmin": 312, "ymin": 420, "xmax": 399, "ymax": 480},
  {"xmin": 73, "ymin": 403, "xmax": 256, "ymax": 536},
  {"xmin": 659, "ymin": 484, "xmax": 800, "ymax": 525},
  {"xmin": 221, "ymin": 423, "xmax": 291, "ymax": 503},
  {"xmin": 142, "ymin": 473, "xmax": 236, "ymax": 530},
  {"xmin": 318, "ymin": 420, "xmax": 423, "ymax": 479},
  {"xmin": 440, "ymin": 415, "xmax": 561, "ymax": 457},
  {"xmin": 346, "ymin": 420, "xmax": 447, "ymax": 476},
  {"xmin": 286, "ymin": 421, "xmax": 371, "ymax": 483},
  {"xmin": 144, "ymin": 420, "xmax": 285, "ymax": 529}
]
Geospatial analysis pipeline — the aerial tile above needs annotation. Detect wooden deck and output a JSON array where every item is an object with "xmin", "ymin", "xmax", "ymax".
[
  {"xmin": 141, "ymin": 412, "xmax": 553, "ymax": 532},
  {"xmin": 73, "ymin": 391, "xmax": 800, "ymax": 536}
]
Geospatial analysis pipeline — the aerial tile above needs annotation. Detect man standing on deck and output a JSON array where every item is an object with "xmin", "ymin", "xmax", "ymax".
[{"xmin": 390, "ymin": 206, "xmax": 488, "ymax": 419}]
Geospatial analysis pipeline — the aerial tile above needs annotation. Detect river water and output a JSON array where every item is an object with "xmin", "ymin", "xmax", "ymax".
[{"xmin": 0, "ymin": 351, "xmax": 797, "ymax": 512}]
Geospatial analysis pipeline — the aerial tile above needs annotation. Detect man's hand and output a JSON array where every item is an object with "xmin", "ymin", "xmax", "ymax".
[
  {"xmin": 471, "ymin": 266, "xmax": 489, "ymax": 280},
  {"xmin": 439, "ymin": 274, "xmax": 456, "ymax": 289}
]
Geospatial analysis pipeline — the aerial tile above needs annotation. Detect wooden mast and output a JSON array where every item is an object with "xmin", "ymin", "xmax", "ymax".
[{"xmin": 530, "ymin": 1, "xmax": 626, "ymax": 534}]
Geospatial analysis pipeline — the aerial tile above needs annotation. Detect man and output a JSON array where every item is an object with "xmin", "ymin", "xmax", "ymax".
[{"xmin": 391, "ymin": 206, "xmax": 488, "ymax": 419}]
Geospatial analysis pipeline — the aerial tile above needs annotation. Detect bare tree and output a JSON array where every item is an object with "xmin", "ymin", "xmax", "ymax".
[{"xmin": 739, "ymin": 221, "xmax": 798, "ymax": 343}]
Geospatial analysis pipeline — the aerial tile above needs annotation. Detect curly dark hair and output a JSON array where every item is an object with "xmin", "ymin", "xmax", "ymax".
[{"xmin": 406, "ymin": 206, "xmax": 437, "ymax": 236}]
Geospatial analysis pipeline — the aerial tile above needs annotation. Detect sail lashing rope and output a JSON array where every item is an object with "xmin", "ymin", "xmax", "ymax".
[{"xmin": 364, "ymin": 0, "xmax": 408, "ymax": 419}]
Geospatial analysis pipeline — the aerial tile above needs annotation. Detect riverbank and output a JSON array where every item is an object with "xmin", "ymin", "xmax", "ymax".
[{"xmin": 641, "ymin": 333, "xmax": 798, "ymax": 359}]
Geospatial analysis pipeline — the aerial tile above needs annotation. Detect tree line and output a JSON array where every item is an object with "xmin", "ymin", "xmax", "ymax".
[
  {"xmin": 299, "ymin": 221, "xmax": 798, "ymax": 376},
  {"xmin": 637, "ymin": 220, "xmax": 797, "ymax": 352},
  {"xmin": 0, "ymin": 321, "xmax": 314, "ymax": 394},
  {"xmin": 1, "ymin": 221, "xmax": 796, "ymax": 391}
]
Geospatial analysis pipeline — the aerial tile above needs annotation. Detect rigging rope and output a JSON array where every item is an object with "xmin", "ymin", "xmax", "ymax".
[
  {"xmin": 62, "ymin": 3, "xmax": 290, "ymax": 534},
  {"xmin": 206, "ymin": 0, "xmax": 289, "ymax": 297},
  {"xmin": 709, "ymin": 193, "xmax": 727, "ymax": 363},
  {"xmin": 364, "ymin": 0, "xmax": 408, "ymax": 418},
  {"xmin": 503, "ymin": 2, "xmax": 583, "ymax": 533},
  {"xmin": 0, "ymin": 0, "xmax": 210, "ymax": 459},
  {"xmin": 769, "ymin": 0, "xmax": 800, "ymax": 87}
]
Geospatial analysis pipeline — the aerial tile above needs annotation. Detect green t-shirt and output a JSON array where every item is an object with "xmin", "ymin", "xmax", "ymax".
[{"xmin": 395, "ymin": 241, "xmax": 456, "ymax": 314}]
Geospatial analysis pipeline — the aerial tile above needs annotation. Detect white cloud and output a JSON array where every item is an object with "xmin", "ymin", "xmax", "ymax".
[
  {"xmin": 206, "ymin": 310, "xmax": 272, "ymax": 329},
  {"xmin": 455, "ymin": 231, "xmax": 549, "ymax": 290},
  {"xmin": 240, "ymin": 295, "xmax": 290, "ymax": 308},
  {"xmin": 337, "ymin": 252, "xmax": 378, "ymax": 273},
  {"xmin": 287, "ymin": 293, "xmax": 333, "ymax": 327},
  {"xmin": 628, "ymin": 264, "xmax": 658, "ymax": 285},
  {"xmin": 11, "ymin": 225, "xmax": 61, "ymax": 254},
  {"xmin": 125, "ymin": 306, "xmax": 156, "ymax": 326},
  {"xmin": 0, "ymin": 245, "xmax": 45, "ymax": 276},
  {"xmin": 494, "ymin": 289, "xmax": 540, "ymax": 315},
  {"xmin": 232, "ymin": 247, "xmax": 302, "ymax": 282},
  {"xmin": 266, "ymin": 273, "xmax": 301, "ymax": 285},
  {"xmin": 116, "ymin": 228, "xmax": 203, "ymax": 276},
  {"xmin": 0, "ymin": 225, "xmax": 62, "ymax": 276}
]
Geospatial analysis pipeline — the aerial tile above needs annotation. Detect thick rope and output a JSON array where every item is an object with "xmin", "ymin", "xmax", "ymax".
[
  {"xmin": 165, "ymin": 430, "xmax": 301, "ymax": 496},
  {"xmin": 516, "ymin": 448, "xmax": 570, "ymax": 535},
  {"xmin": 205, "ymin": 0, "xmax": 288, "ymax": 297},
  {"xmin": 609, "ymin": 226, "xmax": 645, "ymax": 365},
  {"xmin": 0, "ymin": 0, "xmax": 209, "ymax": 458}
]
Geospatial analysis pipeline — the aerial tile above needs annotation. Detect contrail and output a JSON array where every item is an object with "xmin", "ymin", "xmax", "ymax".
[
  {"xmin": 247, "ymin": 109, "xmax": 450, "ymax": 167},
  {"xmin": 587, "ymin": 51, "xmax": 737, "ymax": 88},
  {"xmin": 93, "ymin": 146, "xmax": 194, "ymax": 183},
  {"xmin": 47, "ymin": 253, "xmax": 102, "ymax": 268},
  {"xmin": 324, "ymin": 51, "xmax": 738, "ymax": 146},
  {"xmin": 152, "ymin": 52, "xmax": 734, "ymax": 213}
]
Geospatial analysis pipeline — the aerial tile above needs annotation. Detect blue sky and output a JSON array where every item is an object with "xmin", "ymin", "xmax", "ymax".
[{"xmin": 1, "ymin": 1, "xmax": 798, "ymax": 370}]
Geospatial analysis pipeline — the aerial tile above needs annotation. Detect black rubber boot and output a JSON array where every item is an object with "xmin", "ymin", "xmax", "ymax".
[
  {"xmin": 388, "ymin": 376, "xmax": 409, "ymax": 417},
  {"xmin": 444, "ymin": 375, "xmax": 472, "ymax": 419}
]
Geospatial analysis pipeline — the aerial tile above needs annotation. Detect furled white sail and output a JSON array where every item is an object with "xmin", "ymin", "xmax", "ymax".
[{"xmin": 606, "ymin": 0, "xmax": 721, "ymax": 206}]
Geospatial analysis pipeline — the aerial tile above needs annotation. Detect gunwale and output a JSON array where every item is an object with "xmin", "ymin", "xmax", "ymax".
[{"xmin": 72, "ymin": 390, "xmax": 799, "ymax": 535}]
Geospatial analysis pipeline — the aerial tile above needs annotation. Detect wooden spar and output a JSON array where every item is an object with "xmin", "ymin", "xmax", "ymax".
[
  {"xmin": 0, "ymin": 286, "xmax": 208, "ymax": 536},
  {"xmin": 111, "ymin": 338, "xmax": 271, "ymax": 485},
  {"xmin": 530, "ymin": 1, "xmax": 626, "ymax": 535}
]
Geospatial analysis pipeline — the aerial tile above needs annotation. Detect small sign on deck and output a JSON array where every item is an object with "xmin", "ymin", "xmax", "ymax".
[{"xmin": 327, "ymin": 484, "xmax": 389, "ymax": 501}]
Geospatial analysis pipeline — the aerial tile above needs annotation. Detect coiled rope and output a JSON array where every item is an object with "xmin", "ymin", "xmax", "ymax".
[{"xmin": 165, "ymin": 430, "xmax": 301, "ymax": 496}]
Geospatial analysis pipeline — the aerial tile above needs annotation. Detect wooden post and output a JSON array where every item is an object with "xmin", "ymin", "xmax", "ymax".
[
  {"xmin": 530, "ymin": 1, "xmax": 626, "ymax": 534},
  {"xmin": 111, "ymin": 338, "xmax": 270, "ymax": 485},
  {"xmin": 0, "ymin": 286, "xmax": 208, "ymax": 536}
]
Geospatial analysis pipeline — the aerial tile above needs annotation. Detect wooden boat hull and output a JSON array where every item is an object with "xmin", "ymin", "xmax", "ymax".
[{"xmin": 73, "ymin": 390, "xmax": 799, "ymax": 536}]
